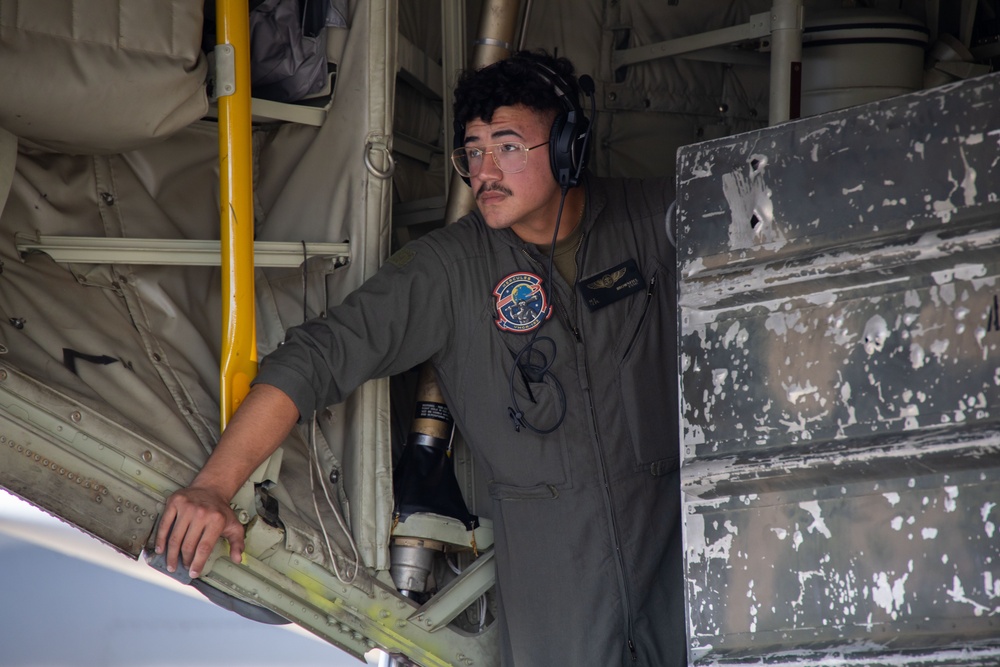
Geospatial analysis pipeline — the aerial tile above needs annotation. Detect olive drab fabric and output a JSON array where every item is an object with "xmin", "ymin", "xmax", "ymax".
[{"xmin": 256, "ymin": 176, "xmax": 686, "ymax": 666}]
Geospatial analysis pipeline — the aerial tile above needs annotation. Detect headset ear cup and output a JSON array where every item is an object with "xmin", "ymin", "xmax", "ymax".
[
  {"xmin": 571, "ymin": 115, "xmax": 590, "ymax": 184},
  {"xmin": 549, "ymin": 111, "xmax": 568, "ymax": 186},
  {"xmin": 550, "ymin": 110, "xmax": 582, "ymax": 188}
]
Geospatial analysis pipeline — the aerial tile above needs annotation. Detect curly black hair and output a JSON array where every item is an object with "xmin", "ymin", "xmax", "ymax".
[{"xmin": 452, "ymin": 50, "xmax": 582, "ymax": 136}]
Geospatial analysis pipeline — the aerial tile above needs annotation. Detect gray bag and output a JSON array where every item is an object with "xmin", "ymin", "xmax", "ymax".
[{"xmin": 249, "ymin": 0, "xmax": 331, "ymax": 102}]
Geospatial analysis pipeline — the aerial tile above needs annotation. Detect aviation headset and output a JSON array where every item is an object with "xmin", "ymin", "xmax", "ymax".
[{"xmin": 453, "ymin": 56, "xmax": 594, "ymax": 190}]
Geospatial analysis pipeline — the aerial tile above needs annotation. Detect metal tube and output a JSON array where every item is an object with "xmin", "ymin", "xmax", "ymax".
[
  {"xmin": 768, "ymin": 0, "xmax": 803, "ymax": 125},
  {"xmin": 216, "ymin": 0, "xmax": 257, "ymax": 429},
  {"xmin": 443, "ymin": 0, "xmax": 523, "ymax": 225}
]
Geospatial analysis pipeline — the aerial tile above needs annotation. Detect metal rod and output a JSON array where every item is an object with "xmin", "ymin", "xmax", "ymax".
[
  {"xmin": 15, "ymin": 235, "xmax": 348, "ymax": 267},
  {"xmin": 216, "ymin": 0, "xmax": 257, "ymax": 429},
  {"xmin": 768, "ymin": 0, "xmax": 803, "ymax": 125},
  {"xmin": 611, "ymin": 12, "xmax": 772, "ymax": 71}
]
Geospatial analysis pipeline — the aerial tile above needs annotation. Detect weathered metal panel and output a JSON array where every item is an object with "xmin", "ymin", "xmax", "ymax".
[
  {"xmin": 0, "ymin": 363, "xmax": 187, "ymax": 556},
  {"xmin": 677, "ymin": 72, "xmax": 1000, "ymax": 665}
]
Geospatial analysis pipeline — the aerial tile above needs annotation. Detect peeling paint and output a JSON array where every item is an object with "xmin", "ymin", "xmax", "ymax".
[
  {"xmin": 872, "ymin": 570, "xmax": 909, "ymax": 618},
  {"xmin": 800, "ymin": 501, "xmax": 832, "ymax": 539},
  {"xmin": 679, "ymin": 72, "xmax": 1000, "ymax": 663},
  {"xmin": 721, "ymin": 154, "xmax": 784, "ymax": 251}
]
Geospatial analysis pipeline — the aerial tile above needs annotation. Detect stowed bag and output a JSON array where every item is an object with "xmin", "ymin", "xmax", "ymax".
[{"xmin": 247, "ymin": 0, "xmax": 337, "ymax": 103}]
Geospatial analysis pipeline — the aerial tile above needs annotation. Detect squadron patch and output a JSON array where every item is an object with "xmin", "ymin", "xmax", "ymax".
[{"xmin": 493, "ymin": 272, "xmax": 551, "ymax": 333}]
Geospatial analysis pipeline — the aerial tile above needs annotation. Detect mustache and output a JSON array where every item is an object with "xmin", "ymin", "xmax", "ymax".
[{"xmin": 476, "ymin": 183, "xmax": 512, "ymax": 199}]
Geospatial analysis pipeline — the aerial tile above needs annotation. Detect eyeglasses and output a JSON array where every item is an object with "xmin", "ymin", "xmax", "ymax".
[{"xmin": 451, "ymin": 141, "xmax": 549, "ymax": 178}]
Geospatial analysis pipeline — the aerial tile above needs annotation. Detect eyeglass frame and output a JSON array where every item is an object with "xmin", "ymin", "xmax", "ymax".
[{"xmin": 450, "ymin": 141, "xmax": 550, "ymax": 178}]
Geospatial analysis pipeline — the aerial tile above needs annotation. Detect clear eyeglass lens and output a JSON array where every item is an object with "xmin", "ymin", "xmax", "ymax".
[{"xmin": 453, "ymin": 143, "xmax": 527, "ymax": 177}]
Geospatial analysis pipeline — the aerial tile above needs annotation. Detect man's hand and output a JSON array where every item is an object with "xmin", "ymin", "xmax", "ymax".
[
  {"xmin": 151, "ymin": 383, "xmax": 300, "ymax": 580},
  {"xmin": 154, "ymin": 486, "xmax": 245, "ymax": 579}
]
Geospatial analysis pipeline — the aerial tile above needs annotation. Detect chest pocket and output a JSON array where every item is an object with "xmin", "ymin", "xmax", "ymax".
[
  {"xmin": 455, "ymin": 301, "xmax": 573, "ymax": 498},
  {"xmin": 616, "ymin": 264, "xmax": 680, "ymax": 474}
]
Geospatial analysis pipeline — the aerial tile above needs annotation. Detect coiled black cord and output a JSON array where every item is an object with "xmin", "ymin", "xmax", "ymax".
[{"xmin": 507, "ymin": 189, "xmax": 570, "ymax": 434}]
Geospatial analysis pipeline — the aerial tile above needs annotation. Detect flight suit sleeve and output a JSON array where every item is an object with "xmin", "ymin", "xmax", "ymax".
[{"xmin": 253, "ymin": 235, "xmax": 455, "ymax": 419}]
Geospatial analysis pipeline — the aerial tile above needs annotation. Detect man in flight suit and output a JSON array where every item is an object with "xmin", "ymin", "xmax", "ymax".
[{"xmin": 156, "ymin": 50, "xmax": 686, "ymax": 666}]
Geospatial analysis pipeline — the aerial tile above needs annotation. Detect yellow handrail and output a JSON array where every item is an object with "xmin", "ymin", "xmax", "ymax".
[{"xmin": 217, "ymin": 0, "xmax": 257, "ymax": 429}]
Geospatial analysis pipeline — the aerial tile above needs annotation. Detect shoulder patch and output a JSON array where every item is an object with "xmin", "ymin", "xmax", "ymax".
[
  {"xmin": 386, "ymin": 247, "xmax": 416, "ymax": 268},
  {"xmin": 493, "ymin": 272, "xmax": 551, "ymax": 333}
]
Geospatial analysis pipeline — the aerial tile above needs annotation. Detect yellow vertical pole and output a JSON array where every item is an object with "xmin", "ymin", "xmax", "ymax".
[{"xmin": 217, "ymin": 0, "xmax": 257, "ymax": 429}]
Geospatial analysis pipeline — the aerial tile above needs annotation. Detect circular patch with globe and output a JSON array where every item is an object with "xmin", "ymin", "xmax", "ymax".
[{"xmin": 493, "ymin": 272, "xmax": 550, "ymax": 333}]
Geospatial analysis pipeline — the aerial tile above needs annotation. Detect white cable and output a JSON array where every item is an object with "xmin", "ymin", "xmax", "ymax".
[
  {"xmin": 308, "ymin": 412, "xmax": 360, "ymax": 584},
  {"xmin": 447, "ymin": 555, "xmax": 489, "ymax": 631}
]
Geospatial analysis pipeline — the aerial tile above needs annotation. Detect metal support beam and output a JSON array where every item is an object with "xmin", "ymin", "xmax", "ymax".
[
  {"xmin": 15, "ymin": 235, "xmax": 349, "ymax": 268},
  {"xmin": 768, "ymin": 0, "xmax": 803, "ymax": 125},
  {"xmin": 398, "ymin": 33, "xmax": 444, "ymax": 99},
  {"xmin": 409, "ymin": 549, "xmax": 496, "ymax": 632},
  {"xmin": 393, "ymin": 134, "xmax": 441, "ymax": 166},
  {"xmin": 441, "ymin": 0, "xmax": 467, "ymax": 200},
  {"xmin": 611, "ymin": 12, "xmax": 772, "ymax": 71}
]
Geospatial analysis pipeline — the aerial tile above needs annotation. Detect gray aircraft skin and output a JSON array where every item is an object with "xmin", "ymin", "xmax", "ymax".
[{"xmin": 1, "ymin": 2, "xmax": 998, "ymax": 665}]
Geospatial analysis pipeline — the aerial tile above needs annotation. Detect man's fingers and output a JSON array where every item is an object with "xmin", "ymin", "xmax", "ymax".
[
  {"xmin": 154, "ymin": 503, "xmax": 177, "ymax": 555},
  {"xmin": 164, "ymin": 510, "xmax": 195, "ymax": 573},
  {"xmin": 154, "ymin": 488, "xmax": 239, "ymax": 578},
  {"xmin": 186, "ymin": 524, "xmax": 218, "ymax": 579},
  {"xmin": 223, "ymin": 521, "xmax": 246, "ymax": 564}
]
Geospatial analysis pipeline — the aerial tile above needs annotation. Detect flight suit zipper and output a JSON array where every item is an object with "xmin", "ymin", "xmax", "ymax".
[
  {"xmin": 569, "ymin": 239, "xmax": 638, "ymax": 664},
  {"xmin": 584, "ymin": 383, "xmax": 638, "ymax": 663},
  {"xmin": 522, "ymin": 236, "xmax": 638, "ymax": 660}
]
